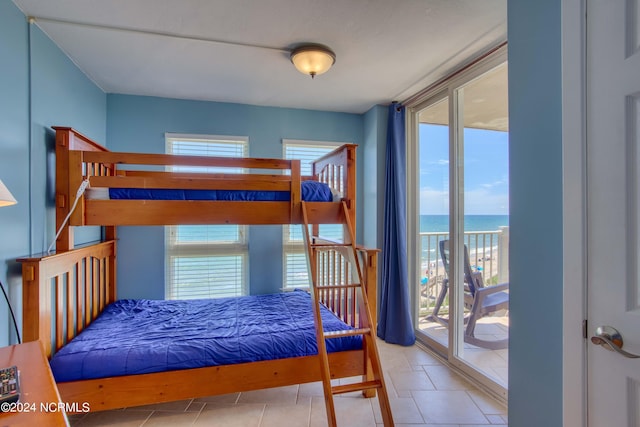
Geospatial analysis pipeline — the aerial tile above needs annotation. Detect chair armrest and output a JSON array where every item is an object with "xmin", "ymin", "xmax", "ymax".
[
  {"xmin": 479, "ymin": 282, "xmax": 509, "ymax": 293},
  {"xmin": 474, "ymin": 282, "xmax": 509, "ymax": 310}
]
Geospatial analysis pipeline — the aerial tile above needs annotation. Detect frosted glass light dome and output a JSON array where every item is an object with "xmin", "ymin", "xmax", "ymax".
[{"xmin": 290, "ymin": 44, "xmax": 336, "ymax": 78}]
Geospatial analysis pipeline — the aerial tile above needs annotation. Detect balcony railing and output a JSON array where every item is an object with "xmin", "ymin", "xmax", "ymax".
[{"xmin": 419, "ymin": 227, "xmax": 509, "ymax": 317}]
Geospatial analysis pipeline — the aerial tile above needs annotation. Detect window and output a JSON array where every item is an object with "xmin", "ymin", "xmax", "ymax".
[
  {"xmin": 165, "ymin": 134, "xmax": 249, "ymax": 299},
  {"xmin": 282, "ymin": 139, "xmax": 346, "ymax": 289}
]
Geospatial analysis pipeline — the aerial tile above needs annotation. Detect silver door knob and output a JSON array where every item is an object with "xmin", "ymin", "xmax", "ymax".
[{"xmin": 590, "ymin": 326, "xmax": 640, "ymax": 358}]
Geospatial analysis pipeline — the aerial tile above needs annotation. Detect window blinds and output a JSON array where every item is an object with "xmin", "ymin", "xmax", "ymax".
[
  {"xmin": 282, "ymin": 140, "xmax": 346, "ymax": 290},
  {"xmin": 165, "ymin": 135, "xmax": 249, "ymax": 300}
]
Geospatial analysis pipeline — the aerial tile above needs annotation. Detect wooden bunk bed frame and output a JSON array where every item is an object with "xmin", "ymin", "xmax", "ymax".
[
  {"xmin": 18, "ymin": 126, "xmax": 378, "ymax": 413},
  {"xmin": 18, "ymin": 241, "xmax": 379, "ymax": 413},
  {"xmin": 52, "ymin": 126, "xmax": 356, "ymax": 252}
]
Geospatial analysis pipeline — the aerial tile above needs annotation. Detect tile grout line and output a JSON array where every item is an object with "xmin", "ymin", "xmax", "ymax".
[
  {"xmin": 191, "ymin": 397, "xmax": 207, "ymax": 426},
  {"xmin": 137, "ymin": 410, "xmax": 155, "ymax": 427}
]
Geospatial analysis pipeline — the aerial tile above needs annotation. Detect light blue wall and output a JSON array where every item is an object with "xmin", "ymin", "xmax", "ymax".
[
  {"xmin": 29, "ymin": 26, "xmax": 106, "ymax": 253},
  {"xmin": 0, "ymin": 2, "xmax": 106, "ymax": 347},
  {"xmin": 362, "ymin": 105, "xmax": 387, "ymax": 251},
  {"xmin": 0, "ymin": 0, "xmax": 30, "ymax": 347},
  {"xmin": 508, "ymin": 0, "xmax": 563, "ymax": 426},
  {"xmin": 107, "ymin": 95, "xmax": 364, "ymax": 299}
]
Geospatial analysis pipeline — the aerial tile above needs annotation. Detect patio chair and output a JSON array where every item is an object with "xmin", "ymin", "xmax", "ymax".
[{"xmin": 427, "ymin": 239, "xmax": 509, "ymax": 350}]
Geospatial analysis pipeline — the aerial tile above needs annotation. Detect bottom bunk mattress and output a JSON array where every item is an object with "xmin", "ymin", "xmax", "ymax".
[{"xmin": 50, "ymin": 290, "xmax": 362, "ymax": 382}]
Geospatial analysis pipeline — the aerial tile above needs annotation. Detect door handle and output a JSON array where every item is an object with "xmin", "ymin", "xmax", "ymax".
[{"xmin": 590, "ymin": 326, "xmax": 640, "ymax": 359}]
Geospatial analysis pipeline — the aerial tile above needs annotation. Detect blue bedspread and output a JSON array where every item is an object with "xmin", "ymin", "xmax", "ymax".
[
  {"xmin": 50, "ymin": 291, "xmax": 361, "ymax": 382},
  {"xmin": 109, "ymin": 180, "xmax": 333, "ymax": 202}
]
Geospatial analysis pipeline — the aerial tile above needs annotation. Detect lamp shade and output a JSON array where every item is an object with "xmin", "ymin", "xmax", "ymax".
[
  {"xmin": 0, "ymin": 179, "xmax": 17, "ymax": 207},
  {"xmin": 290, "ymin": 44, "xmax": 336, "ymax": 78}
]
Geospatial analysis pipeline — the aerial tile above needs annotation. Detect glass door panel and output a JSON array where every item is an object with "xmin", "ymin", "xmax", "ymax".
[
  {"xmin": 456, "ymin": 62, "xmax": 509, "ymax": 388},
  {"xmin": 416, "ymin": 97, "xmax": 450, "ymax": 348}
]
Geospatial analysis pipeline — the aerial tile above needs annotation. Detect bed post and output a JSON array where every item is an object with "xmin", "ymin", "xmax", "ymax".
[
  {"xmin": 359, "ymin": 248, "xmax": 379, "ymax": 329},
  {"xmin": 345, "ymin": 145, "xmax": 357, "ymax": 240},
  {"xmin": 290, "ymin": 160, "xmax": 301, "ymax": 223},
  {"xmin": 359, "ymin": 247, "xmax": 380, "ymax": 398},
  {"xmin": 105, "ymin": 227, "xmax": 117, "ymax": 303},
  {"xmin": 20, "ymin": 260, "xmax": 52, "ymax": 356},
  {"xmin": 55, "ymin": 128, "xmax": 75, "ymax": 251}
]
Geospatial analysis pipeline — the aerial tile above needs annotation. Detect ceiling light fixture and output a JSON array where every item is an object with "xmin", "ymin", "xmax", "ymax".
[{"xmin": 290, "ymin": 44, "xmax": 336, "ymax": 79}]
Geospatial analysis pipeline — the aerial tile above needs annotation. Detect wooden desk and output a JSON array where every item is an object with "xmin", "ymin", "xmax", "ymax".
[{"xmin": 0, "ymin": 341, "xmax": 68, "ymax": 426}]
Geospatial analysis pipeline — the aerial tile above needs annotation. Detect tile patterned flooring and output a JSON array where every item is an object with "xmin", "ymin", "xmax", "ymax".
[{"xmin": 68, "ymin": 340, "xmax": 508, "ymax": 426}]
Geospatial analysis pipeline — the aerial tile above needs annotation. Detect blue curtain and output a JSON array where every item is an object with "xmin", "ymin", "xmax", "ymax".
[{"xmin": 377, "ymin": 103, "xmax": 415, "ymax": 346}]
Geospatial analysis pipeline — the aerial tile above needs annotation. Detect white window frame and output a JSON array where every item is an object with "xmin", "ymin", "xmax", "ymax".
[
  {"xmin": 282, "ymin": 139, "xmax": 346, "ymax": 290},
  {"xmin": 165, "ymin": 133, "xmax": 249, "ymax": 299}
]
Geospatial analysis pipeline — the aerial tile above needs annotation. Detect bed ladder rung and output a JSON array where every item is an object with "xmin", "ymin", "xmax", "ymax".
[
  {"xmin": 324, "ymin": 328, "xmax": 370, "ymax": 339},
  {"xmin": 310, "ymin": 243, "xmax": 350, "ymax": 249},
  {"xmin": 332, "ymin": 380, "xmax": 382, "ymax": 395},
  {"xmin": 301, "ymin": 200, "xmax": 394, "ymax": 426},
  {"xmin": 311, "ymin": 242, "xmax": 351, "ymax": 249},
  {"xmin": 317, "ymin": 284, "xmax": 360, "ymax": 290}
]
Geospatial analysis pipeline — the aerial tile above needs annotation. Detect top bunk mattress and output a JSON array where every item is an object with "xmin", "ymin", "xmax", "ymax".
[
  {"xmin": 86, "ymin": 180, "xmax": 340, "ymax": 202},
  {"xmin": 49, "ymin": 290, "xmax": 361, "ymax": 382}
]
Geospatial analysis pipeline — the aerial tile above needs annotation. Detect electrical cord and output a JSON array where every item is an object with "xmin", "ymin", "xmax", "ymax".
[
  {"xmin": 0, "ymin": 279, "xmax": 20, "ymax": 344},
  {"xmin": 47, "ymin": 179, "xmax": 90, "ymax": 254}
]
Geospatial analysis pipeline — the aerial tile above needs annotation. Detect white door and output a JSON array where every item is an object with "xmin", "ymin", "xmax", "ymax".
[{"xmin": 587, "ymin": 1, "xmax": 640, "ymax": 425}]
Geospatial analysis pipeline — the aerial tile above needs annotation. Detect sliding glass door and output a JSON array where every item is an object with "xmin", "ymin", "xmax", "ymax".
[
  {"xmin": 408, "ymin": 47, "xmax": 509, "ymax": 397},
  {"xmin": 414, "ymin": 94, "xmax": 451, "ymax": 348}
]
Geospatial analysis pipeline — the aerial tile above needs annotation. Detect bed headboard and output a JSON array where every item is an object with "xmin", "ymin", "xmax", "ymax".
[
  {"xmin": 53, "ymin": 126, "xmax": 113, "ymax": 252},
  {"xmin": 312, "ymin": 144, "xmax": 357, "ymax": 229},
  {"xmin": 17, "ymin": 240, "xmax": 116, "ymax": 358}
]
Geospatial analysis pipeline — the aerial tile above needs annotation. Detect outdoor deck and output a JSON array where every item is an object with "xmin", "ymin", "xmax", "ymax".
[{"xmin": 417, "ymin": 228, "xmax": 509, "ymax": 387}]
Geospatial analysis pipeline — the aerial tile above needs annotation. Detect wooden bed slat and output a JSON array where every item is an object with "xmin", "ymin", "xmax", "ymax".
[
  {"xmin": 66, "ymin": 270, "xmax": 74, "ymax": 345},
  {"xmin": 123, "ymin": 170, "xmax": 294, "ymax": 181},
  {"xmin": 89, "ymin": 175, "xmax": 292, "ymax": 192},
  {"xmin": 84, "ymin": 258, "xmax": 91, "ymax": 329},
  {"xmin": 55, "ymin": 276, "xmax": 64, "ymax": 352},
  {"xmin": 81, "ymin": 200, "xmax": 344, "ymax": 226},
  {"xmin": 82, "ymin": 150, "xmax": 293, "ymax": 170},
  {"xmin": 92, "ymin": 258, "xmax": 98, "ymax": 319}
]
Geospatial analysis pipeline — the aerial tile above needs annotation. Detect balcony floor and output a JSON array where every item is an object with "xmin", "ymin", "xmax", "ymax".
[{"xmin": 418, "ymin": 312, "xmax": 509, "ymax": 387}]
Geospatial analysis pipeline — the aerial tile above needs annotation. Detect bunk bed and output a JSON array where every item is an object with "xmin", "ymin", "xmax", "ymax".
[
  {"xmin": 18, "ymin": 127, "xmax": 379, "ymax": 414},
  {"xmin": 51, "ymin": 126, "xmax": 356, "ymax": 252}
]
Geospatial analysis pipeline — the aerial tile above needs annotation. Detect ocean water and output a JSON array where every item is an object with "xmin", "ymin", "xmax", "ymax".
[
  {"xmin": 420, "ymin": 215, "xmax": 509, "ymax": 233},
  {"xmin": 419, "ymin": 215, "xmax": 509, "ymax": 272}
]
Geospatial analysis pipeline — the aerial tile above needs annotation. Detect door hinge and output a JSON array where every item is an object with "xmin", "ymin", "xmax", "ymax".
[{"xmin": 582, "ymin": 319, "xmax": 588, "ymax": 339}]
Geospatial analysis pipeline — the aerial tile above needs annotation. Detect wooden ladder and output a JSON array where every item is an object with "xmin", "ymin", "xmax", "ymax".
[{"xmin": 301, "ymin": 201, "xmax": 394, "ymax": 426}]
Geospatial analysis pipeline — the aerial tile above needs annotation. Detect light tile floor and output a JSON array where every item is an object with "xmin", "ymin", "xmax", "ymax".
[{"xmin": 68, "ymin": 340, "xmax": 508, "ymax": 426}]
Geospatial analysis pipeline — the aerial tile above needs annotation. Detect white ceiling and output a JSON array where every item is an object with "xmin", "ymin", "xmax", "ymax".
[{"xmin": 13, "ymin": 0, "xmax": 507, "ymax": 114}]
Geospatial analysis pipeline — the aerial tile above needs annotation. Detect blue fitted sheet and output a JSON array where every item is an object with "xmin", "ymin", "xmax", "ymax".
[
  {"xmin": 49, "ymin": 291, "xmax": 361, "ymax": 382},
  {"xmin": 108, "ymin": 180, "xmax": 334, "ymax": 202}
]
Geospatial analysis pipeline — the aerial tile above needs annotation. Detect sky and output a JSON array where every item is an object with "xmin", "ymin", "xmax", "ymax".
[{"xmin": 419, "ymin": 124, "xmax": 509, "ymax": 215}]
